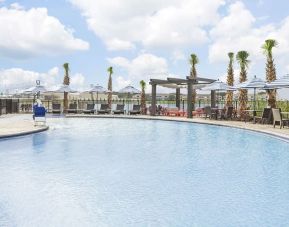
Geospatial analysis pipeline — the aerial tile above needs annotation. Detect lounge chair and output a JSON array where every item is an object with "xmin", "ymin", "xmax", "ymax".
[
  {"xmin": 129, "ymin": 105, "xmax": 141, "ymax": 115},
  {"xmin": 254, "ymin": 108, "xmax": 271, "ymax": 124},
  {"xmin": 83, "ymin": 103, "xmax": 95, "ymax": 114},
  {"xmin": 67, "ymin": 103, "xmax": 78, "ymax": 114},
  {"xmin": 113, "ymin": 104, "xmax": 125, "ymax": 114},
  {"xmin": 52, "ymin": 103, "xmax": 61, "ymax": 114},
  {"xmin": 272, "ymin": 108, "xmax": 289, "ymax": 128},
  {"xmin": 97, "ymin": 104, "xmax": 110, "ymax": 114},
  {"xmin": 33, "ymin": 106, "xmax": 46, "ymax": 126}
]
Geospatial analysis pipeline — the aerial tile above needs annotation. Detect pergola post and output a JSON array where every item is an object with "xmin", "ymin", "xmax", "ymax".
[
  {"xmin": 211, "ymin": 90, "xmax": 216, "ymax": 108},
  {"xmin": 176, "ymin": 88, "xmax": 180, "ymax": 109},
  {"xmin": 151, "ymin": 83, "xmax": 157, "ymax": 116},
  {"xmin": 187, "ymin": 81, "xmax": 193, "ymax": 118}
]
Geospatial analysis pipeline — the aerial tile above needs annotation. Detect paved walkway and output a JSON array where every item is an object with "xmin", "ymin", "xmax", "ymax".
[
  {"xmin": 0, "ymin": 114, "xmax": 48, "ymax": 138},
  {"xmin": 66, "ymin": 114, "xmax": 289, "ymax": 141}
]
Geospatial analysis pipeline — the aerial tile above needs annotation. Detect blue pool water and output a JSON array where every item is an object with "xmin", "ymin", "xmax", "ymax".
[{"xmin": 1, "ymin": 118, "xmax": 289, "ymax": 227}]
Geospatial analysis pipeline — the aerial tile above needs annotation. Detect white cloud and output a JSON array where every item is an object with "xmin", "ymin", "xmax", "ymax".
[
  {"xmin": 0, "ymin": 67, "xmax": 88, "ymax": 93},
  {"xmin": 209, "ymin": 1, "xmax": 289, "ymax": 71},
  {"xmin": 108, "ymin": 53, "xmax": 168, "ymax": 82},
  {"xmin": 0, "ymin": 5, "xmax": 89, "ymax": 58},
  {"xmin": 105, "ymin": 38, "xmax": 135, "ymax": 51},
  {"xmin": 108, "ymin": 53, "xmax": 170, "ymax": 91},
  {"xmin": 70, "ymin": 73, "xmax": 86, "ymax": 90},
  {"xmin": 70, "ymin": 0, "xmax": 224, "ymax": 51},
  {"xmin": 114, "ymin": 76, "xmax": 131, "ymax": 91},
  {"xmin": 0, "ymin": 67, "xmax": 59, "ymax": 92}
]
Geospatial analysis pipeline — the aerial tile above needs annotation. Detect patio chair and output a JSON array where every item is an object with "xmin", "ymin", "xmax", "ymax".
[
  {"xmin": 52, "ymin": 103, "xmax": 61, "ymax": 114},
  {"xmin": 272, "ymin": 108, "xmax": 289, "ymax": 129},
  {"xmin": 113, "ymin": 104, "xmax": 125, "ymax": 114},
  {"xmin": 223, "ymin": 106, "xmax": 234, "ymax": 120},
  {"xmin": 203, "ymin": 106, "xmax": 217, "ymax": 119},
  {"xmin": 33, "ymin": 106, "xmax": 46, "ymax": 126},
  {"xmin": 67, "ymin": 103, "xmax": 78, "ymax": 114},
  {"xmin": 165, "ymin": 107, "xmax": 180, "ymax": 116},
  {"xmin": 97, "ymin": 104, "xmax": 111, "ymax": 114},
  {"xmin": 129, "ymin": 105, "xmax": 141, "ymax": 115},
  {"xmin": 83, "ymin": 103, "xmax": 95, "ymax": 114},
  {"xmin": 254, "ymin": 108, "xmax": 271, "ymax": 124}
]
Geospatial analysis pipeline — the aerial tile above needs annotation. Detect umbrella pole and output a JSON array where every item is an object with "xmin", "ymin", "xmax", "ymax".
[
  {"xmin": 253, "ymin": 88, "xmax": 256, "ymax": 117},
  {"xmin": 127, "ymin": 93, "xmax": 129, "ymax": 114},
  {"xmin": 96, "ymin": 92, "xmax": 98, "ymax": 111}
]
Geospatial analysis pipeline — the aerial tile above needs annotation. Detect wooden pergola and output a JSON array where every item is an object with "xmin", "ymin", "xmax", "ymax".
[{"xmin": 149, "ymin": 76, "xmax": 216, "ymax": 118}]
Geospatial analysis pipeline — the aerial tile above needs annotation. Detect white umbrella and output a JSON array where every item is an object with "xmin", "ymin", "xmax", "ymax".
[
  {"xmin": 237, "ymin": 75, "xmax": 266, "ymax": 116},
  {"xmin": 85, "ymin": 85, "xmax": 107, "ymax": 110},
  {"xmin": 118, "ymin": 85, "xmax": 141, "ymax": 112},
  {"xmin": 118, "ymin": 85, "xmax": 141, "ymax": 94},
  {"xmin": 50, "ymin": 85, "xmax": 76, "ymax": 93},
  {"xmin": 24, "ymin": 85, "xmax": 47, "ymax": 94},
  {"xmin": 202, "ymin": 80, "xmax": 235, "ymax": 91},
  {"xmin": 267, "ymin": 74, "xmax": 289, "ymax": 88},
  {"xmin": 202, "ymin": 80, "xmax": 235, "ymax": 107},
  {"xmin": 88, "ymin": 85, "xmax": 107, "ymax": 93}
]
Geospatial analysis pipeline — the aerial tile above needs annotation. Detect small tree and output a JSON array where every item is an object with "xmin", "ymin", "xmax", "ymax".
[
  {"xmin": 140, "ymin": 80, "xmax": 146, "ymax": 114},
  {"xmin": 107, "ymin": 66, "xmax": 113, "ymax": 109},
  {"xmin": 226, "ymin": 52, "xmax": 234, "ymax": 106}
]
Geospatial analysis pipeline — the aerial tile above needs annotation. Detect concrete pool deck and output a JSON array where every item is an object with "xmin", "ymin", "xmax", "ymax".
[
  {"xmin": 0, "ymin": 114, "xmax": 289, "ymax": 141},
  {"xmin": 0, "ymin": 114, "xmax": 49, "ymax": 139}
]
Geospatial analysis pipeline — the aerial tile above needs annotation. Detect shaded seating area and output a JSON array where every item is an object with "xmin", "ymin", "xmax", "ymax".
[
  {"xmin": 113, "ymin": 104, "xmax": 125, "ymax": 114},
  {"xmin": 150, "ymin": 76, "xmax": 215, "ymax": 118},
  {"xmin": 97, "ymin": 104, "xmax": 110, "ymax": 114},
  {"xmin": 129, "ymin": 105, "xmax": 141, "ymax": 115},
  {"xmin": 67, "ymin": 103, "xmax": 78, "ymax": 114},
  {"xmin": 52, "ymin": 103, "xmax": 61, "ymax": 114},
  {"xmin": 83, "ymin": 104, "xmax": 95, "ymax": 114}
]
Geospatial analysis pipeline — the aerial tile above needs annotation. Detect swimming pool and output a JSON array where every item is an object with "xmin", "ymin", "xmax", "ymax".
[{"xmin": 0, "ymin": 118, "xmax": 289, "ymax": 226}]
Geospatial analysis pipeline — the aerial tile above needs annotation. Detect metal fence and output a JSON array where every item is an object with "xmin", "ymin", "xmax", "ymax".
[
  {"xmin": 0, "ymin": 99, "xmax": 19, "ymax": 115},
  {"xmin": 1, "ymin": 98, "xmax": 289, "ymax": 115}
]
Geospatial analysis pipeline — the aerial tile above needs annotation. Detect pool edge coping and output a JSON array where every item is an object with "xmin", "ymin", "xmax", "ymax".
[
  {"xmin": 65, "ymin": 114, "xmax": 289, "ymax": 143},
  {"xmin": 0, "ymin": 125, "xmax": 49, "ymax": 139}
]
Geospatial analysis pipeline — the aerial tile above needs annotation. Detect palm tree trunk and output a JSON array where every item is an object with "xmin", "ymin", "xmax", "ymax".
[{"xmin": 63, "ymin": 92, "xmax": 68, "ymax": 113}]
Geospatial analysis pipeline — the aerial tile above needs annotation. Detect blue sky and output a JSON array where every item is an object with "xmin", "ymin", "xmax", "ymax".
[{"xmin": 0, "ymin": 0, "xmax": 289, "ymax": 95}]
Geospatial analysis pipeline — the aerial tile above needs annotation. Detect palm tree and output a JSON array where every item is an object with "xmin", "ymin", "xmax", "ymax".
[
  {"xmin": 107, "ymin": 66, "xmax": 113, "ymax": 109},
  {"xmin": 262, "ymin": 39, "xmax": 278, "ymax": 108},
  {"xmin": 189, "ymin": 54, "xmax": 199, "ymax": 110},
  {"xmin": 63, "ymin": 63, "xmax": 70, "ymax": 113},
  {"xmin": 226, "ymin": 52, "xmax": 234, "ymax": 106},
  {"xmin": 236, "ymin": 51, "xmax": 250, "ymax": 117},
  {"xmin": 140, "ymin": 80, "xmax": 146, "ymax": 115}
]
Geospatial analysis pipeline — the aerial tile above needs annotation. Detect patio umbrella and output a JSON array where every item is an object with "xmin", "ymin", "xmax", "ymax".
[
  {"xmin": 86, "ymin": 85, "xmax": 107, "ymax": 110},
  {"xmin": 49, "ymin": 85, "xmax": 77, "ymax": 112},
  {"xmin": 24, "ymin": 85, "xmax": 47, "ymax": 94},
  {"xmin": 118, "ymin": 85, "xmax": 141, "ymax": 112},
  {"xmin": 266, "ymin": 74, "xmax": 289, "ymax": 88},
  {"xmin": 50, "ymin": 85, "xmax": 76, "ymax": 93},
  {"xmin": 237, "ymin": 75, "xmax": 266, "ymax": 116},
  {"xmin": 202, "ymin": 80, "xmax": 235, "ymax": 106}
]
